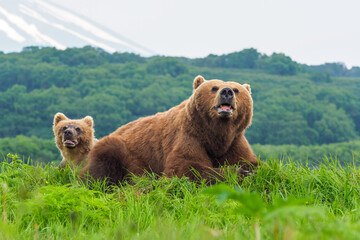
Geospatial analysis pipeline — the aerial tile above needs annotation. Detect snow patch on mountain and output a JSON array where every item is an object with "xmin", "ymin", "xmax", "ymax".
[
  {"xmin": 19, "ymin": 3, "xmax": 117, "ymax": 52},
  {"xmin": 0, "ymin": 5, "xmax": 65, "ymax": 49},
  {"xmin": 0, "ymin": 0, "xmax": 153, "ymax": 55},
  {"xmin": 0, "ymin": 18, "xmax": 25, "ymax": 42}
]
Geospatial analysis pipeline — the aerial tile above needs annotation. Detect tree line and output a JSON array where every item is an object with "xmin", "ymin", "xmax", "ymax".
[{"xmin": 0, "ymin": 46, "xmax": 359, "ymax": 161}]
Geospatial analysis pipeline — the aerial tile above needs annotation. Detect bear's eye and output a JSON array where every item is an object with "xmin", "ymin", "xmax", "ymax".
[
  {"xmin": 233, "ymin": 88, "xmax": 239, "ymax": 94},
  {"xmin": 62, "ymin": 126, "xmax": 67, "ymax": 131},
  {"xmin": 211, "ymin": 86, "xmax": 219, "ymax": 93},
  {"xmin": 75, "ymin": 127, "xmax": 81, "ymax": 133}
]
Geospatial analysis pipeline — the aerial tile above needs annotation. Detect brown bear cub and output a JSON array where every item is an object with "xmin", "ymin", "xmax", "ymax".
[
  {"xmin": 53, "ymin": 113, "xmax": 97, "ymax": 168},
  {"xmin": 83, "ymin": 75, "xmax": 258, "ymax": 184}
]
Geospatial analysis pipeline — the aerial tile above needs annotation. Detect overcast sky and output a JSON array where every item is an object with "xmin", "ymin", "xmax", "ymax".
[{"xmin": 53, "ymin": 0, "xmax": 360, "ymax": 67}]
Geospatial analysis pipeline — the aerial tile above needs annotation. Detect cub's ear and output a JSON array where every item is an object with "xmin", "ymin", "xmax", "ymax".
[
  {"xmin": 83, "ymin": 116, "xmax": 94, "ymax": 128},
  {"xmin": 53, "ymin": 112, "xmax": 68, "ymax": 126},
  {"xmin": 193, "ymin": 75, "xmax": 206, "ymax": 90},
  {"xmin": 243, "ymin": 84, "xmax": 252, "ymax": 94}
]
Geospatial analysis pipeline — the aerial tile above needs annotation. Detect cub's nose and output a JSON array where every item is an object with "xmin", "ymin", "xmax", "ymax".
[
  {"xmin": 64, "ymin": 129, "xmax": 73, "ymax": 137},
  {"xmin": 220, "ymin": 87, "xmax": 234, "ymax": 101}
]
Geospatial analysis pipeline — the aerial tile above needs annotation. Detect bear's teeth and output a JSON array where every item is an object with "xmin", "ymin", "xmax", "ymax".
[
  {"xmin": 220, "ymin": 105, "xmax": 231, "ymax": 111},
  {"xmin": 64, "ymin": 140, "xmax": 75, "ymax": 145}
]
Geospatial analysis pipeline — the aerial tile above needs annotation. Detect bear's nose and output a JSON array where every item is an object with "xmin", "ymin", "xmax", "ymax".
[
  {"xmin": 64, "ymin": 129, "xmax": 73, "ymax": 137},
  {"xmin": 220, "ymin": 87, "xmax": 234, "ymax": 100}
]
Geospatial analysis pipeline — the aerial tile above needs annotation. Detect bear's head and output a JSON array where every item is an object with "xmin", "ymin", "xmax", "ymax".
[
  {"xmin": 191, "ymin": 75, "xmax": 253, "ymax": 131},
  {"xmin": 53, "ymin": 113, "xmax": 95, "ymax": 150}
]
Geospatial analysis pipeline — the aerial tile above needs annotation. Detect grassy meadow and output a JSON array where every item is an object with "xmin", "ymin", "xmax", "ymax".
[
  {"xmin": 1, "ymin": 154, "xmax": 360, "ymax": 239},
  {"xmin": 1, "ymin": 47, "xmax": 360, "ymax": 239}
]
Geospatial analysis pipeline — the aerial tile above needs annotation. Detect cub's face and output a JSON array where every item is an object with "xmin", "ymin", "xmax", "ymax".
[
  {"xmin": 192, "ymin": 76, "xmax": 253, "ymax": 127},
  {"xmin": 53, "ymin": 113, "xmax": 94, "ymax": 149}
]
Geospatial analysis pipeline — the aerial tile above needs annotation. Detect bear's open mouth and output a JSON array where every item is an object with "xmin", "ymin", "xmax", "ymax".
[
  {"xmin": 63, "ymin": 139, "xmax": 77, "ymax": 148},
  {"xmin": 216, "ymin": 104, "xmax": 234, "ymax": 114}
]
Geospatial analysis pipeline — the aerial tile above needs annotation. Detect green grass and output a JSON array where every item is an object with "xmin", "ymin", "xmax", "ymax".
[
  {"xmin": 253, "ymin": 140, "xmax": 360, "ymax": 165},
  {"xmin": 1, "ymin": 154, "xmax": 360, "ymax": 239}
]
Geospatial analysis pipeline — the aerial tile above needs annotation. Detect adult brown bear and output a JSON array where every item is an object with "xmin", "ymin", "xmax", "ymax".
[{"xmin": 83, "ymin": 75, "xmax": 257, "ymax": 184}]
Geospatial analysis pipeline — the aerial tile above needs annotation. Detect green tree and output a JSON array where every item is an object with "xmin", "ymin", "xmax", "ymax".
[
  {"xmin": 257, "ymin": 53, "xmax": 298, "ymax": 75},
  {"xmin": 147, "ymin": 57, "xmax": 188, "ymax": 77}
]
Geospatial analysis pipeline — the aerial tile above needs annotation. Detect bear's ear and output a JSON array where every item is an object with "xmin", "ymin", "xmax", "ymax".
[
  {"xmin": 193, "ymin": 75, "xmax": 206, "ymax": 90},
  {"xmin": 83, "ymin": 116, "xmax": 94, "ymax": 128},
  {"xmin": 53, "ymin": 112, "xmax": 68, "ymax": 126},
  {"xmin": 243, "ymin": 84, "xmax": 252, "ymax": 94}
]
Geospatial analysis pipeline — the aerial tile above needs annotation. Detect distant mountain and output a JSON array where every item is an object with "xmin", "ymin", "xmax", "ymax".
[{"xmin": 0, "ymin": 0, "xmax": 154, "ymax": 55}]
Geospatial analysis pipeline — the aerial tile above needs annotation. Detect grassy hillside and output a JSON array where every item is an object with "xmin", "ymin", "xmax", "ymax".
[{"xmin": 1, "ymin": 155, "xmax": 360, "ymax": 239}]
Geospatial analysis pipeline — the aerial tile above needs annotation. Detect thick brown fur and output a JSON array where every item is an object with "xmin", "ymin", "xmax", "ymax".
[
  {"xmin": 83, "ymin": 75, "xmax": 258, "ymax": 184},
  {"xmin": 53, "ymin": 113, "xmax": 97, "ymax": 168}
]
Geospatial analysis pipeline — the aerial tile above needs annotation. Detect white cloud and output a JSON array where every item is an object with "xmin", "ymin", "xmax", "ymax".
[
  {"xmin": 0, "ymin": 18, "xmax": 26, "ymax": 42},
  {"xmin": 0, "ymin": 5, "xmax": 65, "ymax": 49}
]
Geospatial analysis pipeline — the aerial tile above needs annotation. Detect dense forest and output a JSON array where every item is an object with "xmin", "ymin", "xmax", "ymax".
[{"xmin": 0, "ymin": 46, "xmax": 359, "ymax": 163}]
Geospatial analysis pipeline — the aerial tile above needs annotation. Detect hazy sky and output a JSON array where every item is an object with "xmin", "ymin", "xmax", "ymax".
[{"xmin": 54, "ymin": 0, "xmax": 360, "ymax": 67}]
